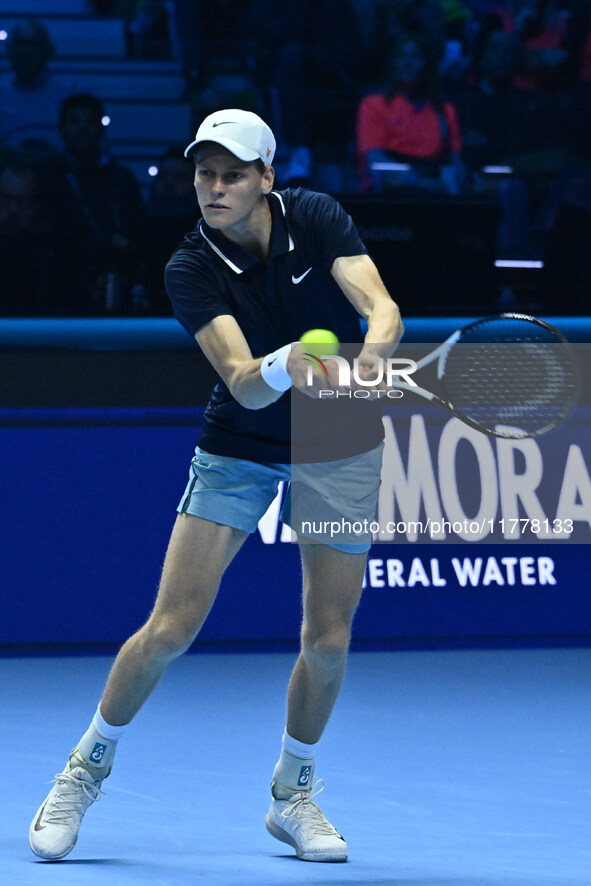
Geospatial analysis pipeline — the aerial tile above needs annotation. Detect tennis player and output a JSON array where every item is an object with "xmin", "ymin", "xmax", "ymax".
[{"xmin": 29, "ymin": 109, "xmax": 403, "ymax": 863}]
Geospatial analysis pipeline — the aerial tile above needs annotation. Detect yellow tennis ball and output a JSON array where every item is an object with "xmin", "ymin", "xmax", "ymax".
[{"xmin": 299, "ymin": 328, "xmax": 340, "ymax": 358}]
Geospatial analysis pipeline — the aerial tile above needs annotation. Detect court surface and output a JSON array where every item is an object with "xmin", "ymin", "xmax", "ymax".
[{"xmin": 3, "ymin": 647, "xmax": 590, "ymax": 885}]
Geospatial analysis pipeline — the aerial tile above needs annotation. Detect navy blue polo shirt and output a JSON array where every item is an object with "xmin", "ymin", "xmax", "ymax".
[{"xmin": 165, "ymin": 187, "xmax": 385, "ymax": 463}]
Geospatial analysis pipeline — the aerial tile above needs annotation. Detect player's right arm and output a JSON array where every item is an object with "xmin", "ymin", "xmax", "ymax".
[
  {"xmin": 195, "ymin": 314, "xmax": 287, "ymax": 410},
  {"xmin": 196, "ymin": 315, "xmax": 323, "ymax": 406}
]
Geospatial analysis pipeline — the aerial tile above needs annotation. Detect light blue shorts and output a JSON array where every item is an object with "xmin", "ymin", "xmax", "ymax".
[{"xmin": 177, "ymin": 444, "xmax": 384, "ymax": 553}]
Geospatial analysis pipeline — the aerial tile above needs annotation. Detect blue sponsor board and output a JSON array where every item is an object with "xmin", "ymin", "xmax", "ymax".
[
  {"xmin": 1, "ymin": 401, "xmax": 589, "ymax": 652},
  {"xmin": 374, "ymin": 402, "xmax": 591, "ymax": 546}
]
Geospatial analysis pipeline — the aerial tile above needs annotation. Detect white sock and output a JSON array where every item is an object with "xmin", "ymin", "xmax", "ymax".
[
  {"xmin": 74, "ymin": 705, "xmax": 125, "ymax": 775},
  {"xmin": 93, "ymin": 705, "xmax": 127, "ymax": 741},
  {"xmin": 281, "ymin": 729, "xmax": 319, "ymax": 759},
  {"xmin": 271, "ymin": 731, "xmax": 319, "ymax": 798}
]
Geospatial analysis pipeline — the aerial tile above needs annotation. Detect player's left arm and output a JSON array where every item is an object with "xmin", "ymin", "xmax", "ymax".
[{"xmin": 331, "ymin": 253, "xmax": 403, "ymax": 361}]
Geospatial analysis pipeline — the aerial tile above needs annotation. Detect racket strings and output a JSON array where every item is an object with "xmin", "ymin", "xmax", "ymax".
[{"xmin": 440, "ymin": 327, "xmax": 577, "ymax": 437}]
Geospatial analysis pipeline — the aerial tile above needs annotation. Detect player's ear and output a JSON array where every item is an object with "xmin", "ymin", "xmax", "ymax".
[{"xmin": 261, "ymin": 165, "xmax": 275, "ymax": 194}]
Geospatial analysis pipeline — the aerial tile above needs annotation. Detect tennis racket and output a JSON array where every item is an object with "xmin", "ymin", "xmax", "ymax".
[{"xmin": 391, "ymin": 313, "xmax": 578, "ymax": 439}]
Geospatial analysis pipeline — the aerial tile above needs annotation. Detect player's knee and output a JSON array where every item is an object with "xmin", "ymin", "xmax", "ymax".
[
  {"xmin": 301, "ymin": 623, "xmax": 350, "ymax": 676},
  {"xmin": 143, "ymin": 611, "xmax": 200, "ymax": 660}
]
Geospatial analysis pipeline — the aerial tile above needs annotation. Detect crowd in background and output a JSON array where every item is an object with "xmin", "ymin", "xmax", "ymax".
[{"xmin": 1, "ymin": 0, "xmax": 591, "ymax": 316}]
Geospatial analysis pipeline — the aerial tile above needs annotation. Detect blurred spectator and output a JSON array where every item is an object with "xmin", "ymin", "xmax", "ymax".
[
  {"xmin": 535, "ymin": 74, "xmax": 591, "ymax": 308},
  {"xmin": 253, "ymin": 0, "xmax": 364, "ymax": 191},
  {"xmin": 440, "ymin": 0, "xmax": 472, "ymax": 41},
  {"xmin": 0, "ymin": 161, "xmax": 40, "ymax": 236},
  {"xmin": 173, "ymin": 1, "xmax": 359, "ymax": 190},
  {"xmin": 145, "ymin": 146, "xmax": 196, "ymax": 313},
  {"xmin": 459, "ymin": 28, "xmax": 554, "ymax": 251},
  {"xmin": 356, "ymin": 34, "xmax": 466, "ymax": 194},
  {"xmin": 186, "ymin": 0, "xmax": 255, "ymax": 75},
  {"xmin": 172, "ymin": 1, "xmax": 259, "ymax": 143},
  {"xmin": 147, "ymin": 146, "xmax": 195, "ymax": 214},
  {"xmin": 492, "ymin": 1, "xmax": 573, "ymax": 90},
  {"xmin": 460, "ymin": 29, "xmax": 556, "ymax": 169},
  {"xmin": 50, "ymin": 93, "xmax": 149, "ymax": 315},
  {"xmin": 352, "ymin": 0, "xmax": 446, "ymax": 88},
  {"xmin": 572, "ymin": 0, "xmax": 591, "ymax": 82},
  {"xmin": 0, "ymin": 157, "xmax": 74, "ymax": 315},
  {"xmin": 0, "ymin": 19, "xmax": 79, "ymax": 151},
  {"xmin": 438, "ymin": 2, "xmax": 474, "ymax": 97},
  {"xmin": 461, "ymin": 22, "xmax": 574, "ymax": 253},
  {"xmin": 126, "ymin": 0, "xmax": 173, "ymax": 60},
  {"xmin": 168, "ymin": 0, "xmax": 200, "ymax": 80}
]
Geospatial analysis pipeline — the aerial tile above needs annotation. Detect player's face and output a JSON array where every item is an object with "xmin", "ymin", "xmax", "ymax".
[{"xmin": 193, "ymin": 145, "xmax": 274, "ymax": 237}]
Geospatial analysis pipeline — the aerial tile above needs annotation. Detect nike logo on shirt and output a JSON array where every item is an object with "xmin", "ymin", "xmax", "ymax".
[{"xmin": 292, "ymin": 268, "xmax": 312, "ymax": 284}]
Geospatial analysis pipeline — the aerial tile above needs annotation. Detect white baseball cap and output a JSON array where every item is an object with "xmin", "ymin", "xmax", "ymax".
[{"xmin": 184, "ymin": 109, "xmax": 276, "ymax": 165}]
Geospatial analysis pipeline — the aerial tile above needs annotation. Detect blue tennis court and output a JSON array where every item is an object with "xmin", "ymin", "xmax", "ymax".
[
  {"xmin": 4, "ymin": 646, "xmax": 590, "ymax": 885},
  {"xmin": 3, "ymin": 318, "xmax": 590, "ymax": 884}
]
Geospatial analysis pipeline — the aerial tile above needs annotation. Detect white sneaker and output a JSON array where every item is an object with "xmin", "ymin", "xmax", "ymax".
[
  {"xmin": 266, "ymin": 781, "xmax": 348, "ymax": 862},
  {"xmin": 28, "ymin": 762, "xmax": 103, "ymax": 860}
]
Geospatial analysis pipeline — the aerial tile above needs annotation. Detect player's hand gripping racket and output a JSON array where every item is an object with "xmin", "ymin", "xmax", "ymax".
[{"xmin": 390, "ymin": 313, "xmax": 578, "ymax": 438}]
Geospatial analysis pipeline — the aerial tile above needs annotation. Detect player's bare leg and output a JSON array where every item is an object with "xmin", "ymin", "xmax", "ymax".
[
  {"xmin": 287, "ymin": 543, "xmax": 367, "ymax": 743},
  {"xmin": 29, "ymin": 513, "xmax": 247, "ymax": 860},
  {"xmin": 266, "ymin": 543, "xmax": 367, "ymax": 862},
  {"xmin": 100, "ymin": 514, "xmax": 248, "ymax": 725}
]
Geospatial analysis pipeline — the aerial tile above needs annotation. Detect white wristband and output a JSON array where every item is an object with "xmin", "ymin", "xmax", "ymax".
[{"xmin": 260, "ymin": 343, "xmax": 293, "ymax": 392}]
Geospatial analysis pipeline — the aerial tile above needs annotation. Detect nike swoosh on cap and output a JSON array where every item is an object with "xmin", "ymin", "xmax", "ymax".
[
  {"xmin": 212, "ymin": 121, "xmax": 236, "ymax": 127},
  {"xmin": 292, "ymin": 268, "xmax": 312, "ymax": 284}
]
